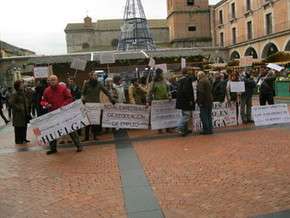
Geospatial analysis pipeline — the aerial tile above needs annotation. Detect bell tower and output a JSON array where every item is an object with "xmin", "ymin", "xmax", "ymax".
[{"xmin": 167, "ymin": 0, "xmax": 211, "ymax": 48}]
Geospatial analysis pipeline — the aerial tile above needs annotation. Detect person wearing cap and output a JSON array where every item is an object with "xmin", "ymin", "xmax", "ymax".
[
  {"xmin": 176, "ymin": 68, "xmax": 196, "ymax": 136},
  {"xmin": 82, "ymin": 72, "xmax": 115, "ymax": 141},
  {"xmin": 197, "ymin": 71, "xmax": 213, "ymax": 135}
]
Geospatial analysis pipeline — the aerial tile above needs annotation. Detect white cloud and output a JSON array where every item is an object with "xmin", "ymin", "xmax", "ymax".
[{"xmin": 0, "ymin": 0, "xmax": 220, "ymax": 55}]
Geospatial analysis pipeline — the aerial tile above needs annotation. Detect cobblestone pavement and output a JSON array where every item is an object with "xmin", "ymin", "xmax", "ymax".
[
  {"xmin": 0, "ymin": 146, "xmax": 126, "ymax": 218},
  {"xmin": 133, "ymin": 127, "xmax": 290, "ymax": 218},
  {"xmin": 1, "ymin": 105, "xmax": 290, "ymax": 217}
]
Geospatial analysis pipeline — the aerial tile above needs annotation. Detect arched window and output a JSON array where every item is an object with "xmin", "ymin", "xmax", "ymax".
[
  {"xmin": 285, "ymin": 40, "xmax": 290, "ymax": 51},
  {"xmin": 244, "ymin": 47, "xmax": 258, "ymax": 59},
  {"xmin": 261, "ymin": 42, "xmax": 278, "ymax": 58},
  {"xmin": 82, "ymin": 43, "xmax": 90, "ymax": 49},
  {"xmin": 230, "ymin": 51, "xmax": 240, "ymax": 60}
]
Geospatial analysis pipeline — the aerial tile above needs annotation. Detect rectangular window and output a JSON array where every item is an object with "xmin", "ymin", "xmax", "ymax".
[
  {"xmin": 246, "ymin": 0, "xmax": 251, "ymax": 11},
  {"xmin": 231, "ymin": 3, "xmax": 236, "ymax": 19},
  {"xmin": 188, "ymin": 26, "xmax": 196, "ymax": 31},
  {"xmin": 187, "ymin": 0, "xmax": 194, "ymax": 6},
  {"xmin": 220, "ymin": 32, "xmax": 224, "ymax": 47},
  {"xmin": 232, "ymin": 27, "xmax": 237, "ymax": 44},
  {"xmin": 247, "ymin": 21, "xmax": 252, "ymax": 39},
  {"xmin": 219, "ymin": 10, "xmax": 223, "ymax": 24},
  {"xmin": 266, "ymin": 13, "xmax": 273, "ymax": 34}
]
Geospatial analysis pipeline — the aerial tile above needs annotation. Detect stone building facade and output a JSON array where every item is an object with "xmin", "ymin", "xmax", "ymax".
[
  {"xmin": 65, "ymin": 0, "xmax": 290, "ymax": 61},
  {"xmin": 65, "ymin": 18, "xmax": 170, "ymax": 53},
  {"xmin": 212, "ymin": 0, "xmax": 290, "ymax": 60},
  {"xmin": 0, "ymin": 40, "xmax": 34, "ymax": 58}
]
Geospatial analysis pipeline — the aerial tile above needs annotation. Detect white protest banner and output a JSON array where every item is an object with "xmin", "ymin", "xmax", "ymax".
[
  {"xmin": 70, "ymin": 58, "xmax": 87, "ymax": 71},
  {"xmin": 192, "ymin": 102, "xmax": 238, "ymax": 132},
  {"xmin": 30, "ymin": 100, "xmax": 89, "ymax": 144},
  {"xmin": 181, "ymin": 58, "xmax": 186, "ymax": 69},
  {"xmin": 34, "ymin": 66, "xmax": 49, "ymax": 78},
  {"xmin": 148, "ymin": 57, "xmax": 156, "ymax": 68},
  {"xmin": 85, "ymin": 103, "xmax": 103, "ymax": 125},
  {"xmin": 102, "ymin": 104, "xmax": 150, "ymax": 129},
  {"xmin": 151, "ymin": 100, "xmax": 182, "ymax": 130},
  {"xmin": 230, "ymin": 81, "xmax": 245, "ymax": 92},
  {"xmin": 100, "ymin": 52, "xmax": 115, "ymax": 64},
  {"xmin": 267, "ymin": 63, "xmax": 284, "ymax": 72},
  {"xmin": 252, "ymin": 104, "xmax": 290, "ymax": 126},
  {"xmin": 239, "ymin": 56, "xmax": 253, "ymax": 67}
]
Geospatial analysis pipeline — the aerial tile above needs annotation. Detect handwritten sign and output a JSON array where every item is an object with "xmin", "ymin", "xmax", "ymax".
[
  {"xmin": 70, "ymin": 58, "xmax": 87, "ymax": 71},
  {"xmin": 102, "ymin": 104, "xmax": 150, "ymax": 129},
  {"xmin": 34, "ymin": 66, "xmax": 50, "ymax": 78},
  {"xmin": 252, "ymin": 104, "xmax": 290, "ymax": 126},
  {"xmin": 192, "ymin": 102, "xmax": 238, "ymax": 131},
  {"xmin": 230, "ymin": 81, "xmax": 245, "ymax": 93},
  {"xmin": 85, "ymin": 103, "xmax": 103, "ymax": 125},
  {"xmin": 151, "ymin": 100, "xmax": 182, "ymax": 130}
]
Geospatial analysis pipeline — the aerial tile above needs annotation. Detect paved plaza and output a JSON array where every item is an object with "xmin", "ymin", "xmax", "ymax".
[{"xmin": 0, "ymin": 108, "xmax": 290, "ymax": 218}]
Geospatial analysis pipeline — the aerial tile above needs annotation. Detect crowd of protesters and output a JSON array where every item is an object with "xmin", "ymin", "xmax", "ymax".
[{"xmin": 0, "ymin": 65, "xmax": 279, "ymax": 154}]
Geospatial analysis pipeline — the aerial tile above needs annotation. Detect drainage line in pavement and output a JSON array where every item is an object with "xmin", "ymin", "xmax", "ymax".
[{"xmin": 113, "ymin": 129, "xmax": 165, "ymax": 218}]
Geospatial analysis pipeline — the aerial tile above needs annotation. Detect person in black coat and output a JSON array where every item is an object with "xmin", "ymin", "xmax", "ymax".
[
  {"xmin": 240, "ymin": 71, "xmax": 256, "ymax": 123},
  {"xmin": 212, "ymin": 72, "xmax": 227, "ymax": 102},
  {"xmin": 176, "ymin": 68, "xmax": 196, "ymax": 136},
  {"xmin": 257, "ymin": 68, "xmax": 276, "ymax": 105}
]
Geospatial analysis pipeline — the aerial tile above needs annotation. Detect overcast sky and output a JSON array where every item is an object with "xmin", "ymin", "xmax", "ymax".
[{"xmin": 0, "ymin": 0, "xmax": 220, "ymax": 55}]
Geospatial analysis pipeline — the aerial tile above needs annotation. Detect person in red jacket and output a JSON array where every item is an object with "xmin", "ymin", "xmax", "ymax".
[{"xmin": 42, "ymin": 75, "xmax": 82, "ymax": 155}]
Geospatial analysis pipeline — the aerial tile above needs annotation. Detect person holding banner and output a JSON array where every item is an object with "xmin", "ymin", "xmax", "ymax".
[
  {"xmin": 147, "ymin": 68, "xmax": 172, "ymax": 133},
  {"xmin": 10, "ymin": 80, "xmax": 30, "ymax": 144},
  {"xmin": 82, "ymin": 72, "xmax": 115, "ymax": 141},
  {"xmin": 128, "ymin": 78, "xmax": 147, "ymax": 105},
  {"xmin": 197, "ymin": 71, "xmax": 213, "ymax": 135},
  {"xmin": 176, "ymin": 68, "xmax": 196, "ymax": 136},
  {"xmin": 42, "ymin": 75, "xmax": 82, "ymax": 154}
]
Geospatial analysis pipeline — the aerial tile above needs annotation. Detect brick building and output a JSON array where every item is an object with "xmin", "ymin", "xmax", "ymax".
[{"xmin": 212, "ymin": 0, "xmax": 290, "ymax": 60}]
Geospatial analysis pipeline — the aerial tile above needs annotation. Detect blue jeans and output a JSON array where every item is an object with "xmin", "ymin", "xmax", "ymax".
[
  {"xmin": 177, "ymin": 110, "xmax": 191, "ymax": 132},
  {"xmin": 200, "ymin": 107, "xmax": 213, "ymax": 133}
]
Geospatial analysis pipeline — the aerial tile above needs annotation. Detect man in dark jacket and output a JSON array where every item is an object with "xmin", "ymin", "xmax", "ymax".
[
  {"xmin": 240, "ymin": 71, "xmax": 256, "ymax": 123},
  {"xmin": 176, "ymin": 68, "xmax": 196, "ymax": 136},
  {"xmin": 82, "ymin": 72, "xmax": 115, "ymax": 141},
  {"xmin": 257, "ymin": 68, "xmax": 276, "ymax": 105},
  {"xmin": 197, "ymin": 71, "xmax": 213, "ymax": 135},
  {"xmin": 212, "ymin": 72, "xmax": 226, "ymax": 102}
]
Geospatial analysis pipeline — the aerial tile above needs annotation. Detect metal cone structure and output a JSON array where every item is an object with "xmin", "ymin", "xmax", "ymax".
[{"xmin": 117, "ymin": 0, "xmax": 156, "ymax": 51}]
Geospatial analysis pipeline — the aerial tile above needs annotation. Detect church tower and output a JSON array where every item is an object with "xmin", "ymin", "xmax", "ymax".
[{"xmin": 167, "ymin": 0, "xmax": 212, "ymax": 48}]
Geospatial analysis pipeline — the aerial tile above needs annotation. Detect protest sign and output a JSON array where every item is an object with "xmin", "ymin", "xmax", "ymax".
[
  {"xmin": 30, "ymin": 100, "xmax": 89, "ymax": 144},
  {"xmin": 102, "ymin": 104, "xmax": 150, "ymax": 129},
  {"xmin": 252, "ymin": 104, "xmax": 290, "ymax": 126},
  {"xmin": 230, "ymin": 81, "xmax": 245, "ymax": 92},
  {"xmin": 239, "ymin": 56, "xmax": 253, "ymax": 67},
  {"xmin": 181, "ymin": 58, "xmax": 186, "ymax": 69},
  {"xmin": 70, "ymin": 58, "xmax": 87, "ymax": 71},
  {"xmin": 150, "ymin": 100, "xmax": 182, "ymax": 130},
  {"xmin": 148, "ymin": 57, "xmax": 156, "ymax": 68},
  {"xmin": 192, "ymin": 102, "xmax": 238, "ymax": 131},
  {"xmin": 34, "ymin": 66, "xmax": 50, "ymax": 78},
  {"xmin": 100, "ymin": 52, "xmax": 115, "ymax": 64},
  {"xmin": 85, "ymin": 103, "xmax": 103, "ymax": 125},
  {"xmin": 267, "ymin": 63, "xmax": 284, "ymax": 72}
]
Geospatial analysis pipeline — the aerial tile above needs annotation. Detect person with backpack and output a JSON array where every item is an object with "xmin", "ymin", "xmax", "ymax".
[{"xmin": 176, "ymin": 68, "xmax": 196, "ymax": 136}]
